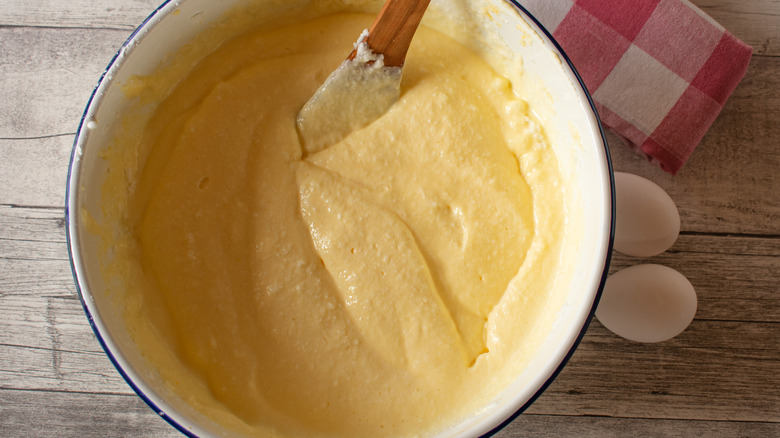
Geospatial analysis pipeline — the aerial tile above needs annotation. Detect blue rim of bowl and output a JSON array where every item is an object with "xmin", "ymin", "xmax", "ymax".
[
  {"xmin": 478, "ymin": 2, "xmax": 616, "ymax": 437},
  {"xmin": 65, "ymin": 1, "xmax": 616, "ymax": 437},
  {"xmin": 65, "ymin": 0, "xmax": 198, "ymax": 436}
]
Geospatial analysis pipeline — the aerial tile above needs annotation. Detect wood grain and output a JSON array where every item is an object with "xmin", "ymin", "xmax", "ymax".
[
  {"xmin": 1, "ymin": 389, "xmax": 180, "ymax": 437},
  {"xmin": 1, "ymin": 0, "xmax": 160, "ymax": 30},
  {"xmin": 361, "ymin": 0, "xmax": 431, "ymax": 67},
  {"xmin": 533, "ymin": 320, "xmax": 780, "ymax": 421},
  {"xmin": 692, "ymin": 0, "xmax": 780, "ymax": 56},
  {"xmin": 1, "ymin": 0, "xmax": 778, "ymax": 436},
  {"xmin": 609, "ymin": 234, "xmax": 780, "ymax": 323},
  {"xmin": 0, "ymin": 27, "xmax": 130, "ymax": 138},
  {"xmin": 499, "ymin": 413, "xmax": 780, "ymax": 437},
  {"xmin": 3, "ymin": 389, "xmax": 777, "ymax": 438},
  {"xmin": 4, "ymin": 0, "xmax": 778, "ymax": 58}
]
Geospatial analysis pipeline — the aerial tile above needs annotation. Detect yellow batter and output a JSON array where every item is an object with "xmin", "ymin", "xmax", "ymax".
[{"xmin": 107, "ymin": 10, "xmax": 567, "ymax": 438}]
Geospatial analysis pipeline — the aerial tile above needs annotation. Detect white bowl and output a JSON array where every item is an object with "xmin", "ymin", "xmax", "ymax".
[{"xmin": 66, "ymin": 0, "xmax": 615, "ymax": 436}]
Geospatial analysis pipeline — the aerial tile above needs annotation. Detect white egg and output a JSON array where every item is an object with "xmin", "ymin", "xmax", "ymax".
[
  {"xmin": 614, "ymin": 172, "xmax": 680, "ymax": 257},
  {"xmin": 596, "ymin": 264, "xmax": 697, "ymax": 343}
]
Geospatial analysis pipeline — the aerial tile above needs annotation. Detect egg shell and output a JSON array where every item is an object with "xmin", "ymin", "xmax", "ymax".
[
  {"xmin": 596, "ymin": 264, "xmax": 697, "ymax": 343},
  {"xmin": 614, "ymin": 172, "xmax": 680, "ymax": 257}
]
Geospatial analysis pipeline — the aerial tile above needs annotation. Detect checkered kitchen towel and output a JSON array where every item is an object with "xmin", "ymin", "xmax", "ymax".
[{"xmin": 521, "ymin": 0, "xmax": 752, "ymax": 174}]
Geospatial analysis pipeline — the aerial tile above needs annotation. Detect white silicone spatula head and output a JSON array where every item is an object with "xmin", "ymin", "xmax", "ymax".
[{"xmin": 296, "ymin": 0, "xmax": 431, "ymax": 155}]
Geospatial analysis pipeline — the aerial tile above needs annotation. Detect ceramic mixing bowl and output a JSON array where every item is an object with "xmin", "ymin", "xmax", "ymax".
[{"xmin": 66, "ymin": 0, "xmax": 614, "ymax": 436}]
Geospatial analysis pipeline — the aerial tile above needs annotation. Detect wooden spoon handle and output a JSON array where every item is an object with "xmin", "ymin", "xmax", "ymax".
[{"xmin": 350, "ymin": 0, "xmax": 431, "ymax": 67}]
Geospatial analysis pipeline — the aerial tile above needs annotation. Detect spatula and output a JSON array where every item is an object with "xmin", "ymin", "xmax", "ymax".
[{"xmin": 296, "ymin": 0, "xmax": 431, "ymax": 156}]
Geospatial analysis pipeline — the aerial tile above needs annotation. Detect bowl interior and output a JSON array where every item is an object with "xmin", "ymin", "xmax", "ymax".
[{"xmin": 67, "ymin": 0, "xmax": 613, "ymax": 436}]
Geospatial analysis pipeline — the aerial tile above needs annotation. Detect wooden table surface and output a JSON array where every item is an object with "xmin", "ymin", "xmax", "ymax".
[{"xmin": 2, "ymin": 0, "xmax": 778, "ymax": 436}]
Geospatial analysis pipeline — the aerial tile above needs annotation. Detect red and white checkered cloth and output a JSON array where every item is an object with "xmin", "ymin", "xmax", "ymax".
[{"xmin": 521, "ymin": 0, "xmax": 752, "ymax": 174}]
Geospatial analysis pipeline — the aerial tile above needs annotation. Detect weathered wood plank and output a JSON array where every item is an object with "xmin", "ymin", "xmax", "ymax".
[
  {"xmin": 691, "ymin": 0, "xmax": 780, "ymax": 56},
  {"xmin": 0, "ymin": 137, "xmax": 73, "ymax": 208},
  {"xmin": 1, "ymin": 0, "xmax": 160, "ymax": 30},
  {"xmin": 500, "ymin": 412, "xmax": 780, "ymax": 437},
  {"xmin": 528, "ymin": 320, "xmax": 780, "ymax": 422},
  {"xmin": 609, "ymin": 234, "xmax": 780, "ymax": 323},
  {"xmin": 0, "ymin": 341, "xmax": 133, "ymax": 394},
  {"xmin": 0, "ymin": 205, "xmax": 65, "ymax": 244},
  {"xmin": 0, "ymin": 388, "xmax": 180, "ymax": 437},
  {"xmin": 0, "ymin": 206, "xmax": 74, "ymax": 297},
  {"xmin": 0, "ymin": 256, "xmax": 76, "ymax": 298},
  {"xmin": 0, "ymin": 26, "xmax": 132, "ymax": 209},
  {"xmin": 1, "ymin": 387, "xmax": 778, "ymax": 438},
  {"xmin": 0, "ymin": 26, "xmax": 131, "ymax": 138},
  {"xmin": 3, "ymin": 0, "xmax": 778, "ymax": 58},
  {"xmin": 1, "ymin": 294, "xmax": 98, "ymax": 354}
]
